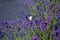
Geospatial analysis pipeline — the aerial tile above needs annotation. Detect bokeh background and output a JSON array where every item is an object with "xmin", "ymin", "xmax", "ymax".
[{"xmin": 0, "ymin": 0, "xmax": 30, "ymax": 21}]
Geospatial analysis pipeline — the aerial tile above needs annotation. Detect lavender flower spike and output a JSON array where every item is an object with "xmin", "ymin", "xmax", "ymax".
[{"xmin": 30, "ymin": 35, "xmax": 39, "ymax": 40}]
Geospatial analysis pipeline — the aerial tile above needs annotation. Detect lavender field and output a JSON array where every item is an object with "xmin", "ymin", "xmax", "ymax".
[{"xmin": 0, "ymin": 0, "xmax": 60, "ymax": 40}]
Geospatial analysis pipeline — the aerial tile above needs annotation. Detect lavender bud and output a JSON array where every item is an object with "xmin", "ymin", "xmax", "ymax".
[{"xmin": 30, "ymin": 35, "xmax": 39, "ymax": 40}]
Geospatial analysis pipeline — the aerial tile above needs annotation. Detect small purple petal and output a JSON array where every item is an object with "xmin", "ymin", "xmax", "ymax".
[
  {"xmin": 35, "ymin": 20, "xmax": 40, "ymax": 26},
  {"xmin": 56, "ymin": 29, "xmax": 60, "ymax": 33},
  {"xmin": 30, "ymin": 35, "xmax": 39, "ymax": 40},
  {"xmin": 41, "ymin": 21, "xmax": 47, "ymax": 32},
  {"xmin": 38, "ymin": 7, "xmax": 43, "ymax": 16},
  {"xmin": 28, "ymin": 21, "xmax": 34, "ymax": 26},
  {"xmin": 55, "ymin": 37, "xmax": 60, "ymax": 40}
]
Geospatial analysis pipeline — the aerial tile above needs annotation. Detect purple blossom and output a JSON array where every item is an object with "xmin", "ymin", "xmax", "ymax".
[
  {"xmin": 0, "ymin": 26, "xmax": 4, "ymax": 30},
  {"xmin": 40, "ymin": 21, "xmax": 47, "ymax": 32},
  {"xmin": 51, "ymin": 31, "xmax": 55, "ymax": 36},
  {"xmin": 0, "ymin": 20, "xmax": 14, "ymax": 30},
  {"xmin": 53, "ymin": 25, "xmax": 59, "ymax": 30},
  {"xmin": 36, "ymin": 3, "xmax": 40, "ymax": 10},
  {"xmin": 30, "ymin": 35, "xmax": 39, "ymax": 40},
  {"xmin": 1, "ymin": 20, "xmax": 9, "ymax": 26},
  {"xmin": 56, "ymin": 29, "xmax": 60, "ymax": 33},
  {"xmin": 35, "ymin": 20, "xmax": 40, "ymax": 26},
  {"xmin": 46, "ymin": 10, "xmax": 52, "ymax": 22},
  {"xmin": 42, "ymin": 0, "xmax": 46, "ymax": 4},
  {"xmin": 28, "ymin": 20, "xmax": 34, "ymax": 27},
  {"xmin": 46, "ymin": 0, "xmax": 51, "ymax": 7},
  {"xmin": 1, "ymin": 20, "xmax": 14, "ymax": 26},
  {"xmin": 38, "ymin": 7, "xmax": 43, "ymax": 16},
  {"xmin": 55, "ymin": 10, "xmax": 60, "ymax": 19},
  {"xmin": 18, "ymin": 19, "xmax": 25, "ymax": 24},
  {"xmin": 23, "ymin": 22, "xmax": 29, "ymax": 29},
  {"xmin": 51, "ymin": 22, "xmax": 60, "ymax": 39},
  {"xmin": 39, "ymin": 17, "xmax": 43, "ymax": 23},
  {"xmin": 55, "ymin": 37, "xmax": 60, "ymax": 40},
  {"xmin": 0, "ymin": 28, "xmax": 6, "ymax": 38},
  {"xmin": 55, "ymin": 2, "xmax": 60, "ymax": 9}
]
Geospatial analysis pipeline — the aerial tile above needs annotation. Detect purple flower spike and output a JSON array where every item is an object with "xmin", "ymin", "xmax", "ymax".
[
  {"xmin": 23, "ymin": 23, "xmax": 28, "ymax": 29},
  {"xmin": 55, "ymin": 10, "xmax": 60, "ymax": 19},
  {"xmin": 1, "ymin": 20, "xmax": 9, "ymax": 26},
  {"xmin": 36, "ymin": 3, "xmax": 40, "ymax": 10},
  {"xmin": 51, "ymin": 31, "xmax": 55, "ymax": 36},
  {"xmin": 28, "ymin": 21, "xmax": 34, "ymax": 27},
  {"xmin": 42, "ymin": 0, "xmax": 46, "ymax": 4},
  {"xmin": 38, "ymin": 7, "xmax": 43, "ymax": 16},
  {"xmin": 24, "ymin": 15, "xmax": 30, "ymax": 22},
  {"xmin": 55, "ymin": 2, "xmax": 60, "ymax": 9},
  {"xmin": 0, "ymin": 26, "xmax": 4, "ymax": 30},
  {"xmin": 55, "ymin": 37, "xmax": 60, "ymax": 40},
  {"xmin": 41, "ymin": 21, "xmax": 47, "ymax": 32},
  {"xmin": 46, "ymin": 10, "xmax": 52, "ymax": 22},
  {"xmin": 19, "ymin": 19, "xmax": 25, "ymax": 24},
  {"xmin": 0, "ymin": 29, "xmax": 6, "ymax": 38},
  {"xmin": 46, "ymin": 0, "xmax": 50, "ymax": 7},
  {"xmin": 30, "ymin": 35, "xmax": 39, "ymax": 40},
  {"xmin": 35, "ymin": 20, "xmax": 40, "ymax": 26},
  {"xmin": 41, "ymin": 25, "xmax": 47, "ymax": 32},
  {"xmin": 56, "ymin": 29, "xmax": 60, "ymax": 33}
]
